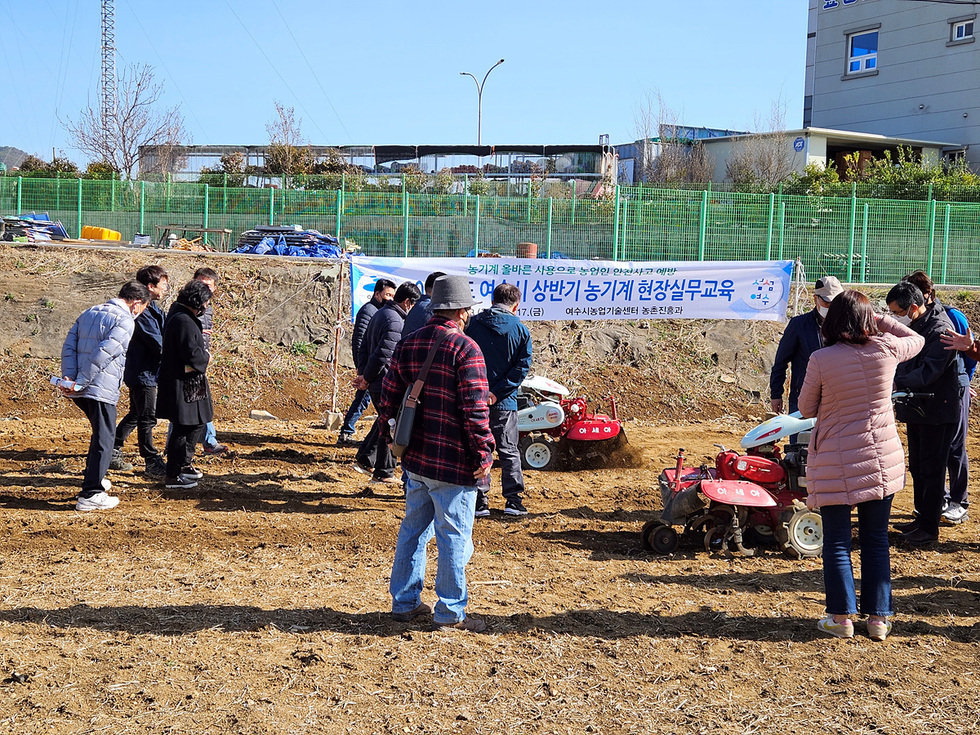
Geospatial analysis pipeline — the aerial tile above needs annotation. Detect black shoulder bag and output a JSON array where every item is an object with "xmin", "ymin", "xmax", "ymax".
[{"xmin": 391, "ymin": 330, "xmax": 451, "ymax": 458}]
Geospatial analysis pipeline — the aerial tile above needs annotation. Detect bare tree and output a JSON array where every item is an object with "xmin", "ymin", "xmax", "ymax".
[
  {"xmin": 64, "ymin": 64, "xmax": 188, "ymax": 179},
  {"xmin": 725, "ymin": 99, "xmax": 794, "ymax": 190},
  {"xmin": 633, "ymin": 90, "xmax": 712, "ymax": 185},
  {"xmin": 265, "ymin": 102, "xmax": 314, "ymax": 188}
]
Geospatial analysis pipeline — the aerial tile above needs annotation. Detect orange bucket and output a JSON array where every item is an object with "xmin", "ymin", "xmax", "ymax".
[{"xmin": 516, "ymin": 242, "xmax": 538, "ymax": 258}]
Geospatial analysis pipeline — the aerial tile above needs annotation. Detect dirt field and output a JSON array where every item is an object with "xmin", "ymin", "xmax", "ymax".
[{"xmin": 1, "ymin": 413, "xmax": 979, "ymax": 735}]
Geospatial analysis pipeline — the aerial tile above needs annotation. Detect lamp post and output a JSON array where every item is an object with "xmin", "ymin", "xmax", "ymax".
[{"xmin": 460, "ymin": 59, "xmax": 505, "ymax": 146}]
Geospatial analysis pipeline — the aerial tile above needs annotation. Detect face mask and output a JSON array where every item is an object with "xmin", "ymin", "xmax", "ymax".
[
  {"xmin": 817, "ymin": 306, "xmax": 829, "ymax": 318},
  {"xmin": 894, "ymin": 313, "xmax": 913, "ymax": 326}
]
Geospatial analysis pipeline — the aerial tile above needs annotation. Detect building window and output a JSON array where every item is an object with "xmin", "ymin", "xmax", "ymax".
[
  {"xmin": 847, "ymin": 30, "xmax": 878, "ymax": 74},
  {"xmin": 953, "ymin": 20, "xmax": 974, "ymax": 40}
]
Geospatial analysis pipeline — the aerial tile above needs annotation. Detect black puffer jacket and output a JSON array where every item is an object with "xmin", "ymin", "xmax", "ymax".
[
  {"xmin": 894, "ymin": 301, "xmax": 965, "ymax": 425},
  {"xmin": 358, "ymin": 301, "xmax": 409, "ymax": 392},
  {"xmin": 351, "ymin": 297, "xmax": 383, "ymax": 373}
]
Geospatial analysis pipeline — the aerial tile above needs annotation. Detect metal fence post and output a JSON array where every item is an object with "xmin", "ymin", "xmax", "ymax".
[
  {"xmin": 403, "ymin": 188, "xmax": 410, "ymax": 257},
  {"xmin": 140, "ymin": 180, "xmax": 145, "ymax": 234},
  {"xmin": 16, "ymin": 176, "xmax": 22, "ymax": 215},
  {"xmin": 203, "ymin": 184, "xmax": 210, "ymax": 246},
  {"xmin": 56, "ymin": 175, "xmax": 61, "ymax": 211},
  {"xmin": 847, "ymin": 191, "xmax": 857, "ymax": 282},
  {"xmin": 777, "ymin": 201, "xmax": 786, "ymax": 260},
  {"xmin": 612, "ymin": 186, "xmax": 621, "ymax": 261},
  {"xmin": 547, "ymin": 197, "xmax": 553, "ymax": 258},
  {"xmin": 571, "ymin": 179, "xmax": 577, "ymax": 225},
  {"xmin": 335, "ymin": 189, "xmax": 343, "ymax": 240},
  {"xmin": 269, "ymin": 187, "xmax": 275, "ymax": 226},
  {"xmin": 698, "ymin": 190, "xmax": 708, "ymax": 261},
  {"xmin": 527, "ymin": 180, "xmax": 532, "ymax": 224},
  {"xmin": 77, "ymin": 178, "xmax": 83, "ymax": 237},
  {"xmin": 860, "ymin": 203, "xmax": 869, "ymax": 283},
  {"xmin": 110, "ymin": 178, "xmax": 116, "ymax": 212},
  {"xmin": 223, "ymin": 173, "xmax": 228, "ymax": 214},
  {"xmin": 941, "ymin": 203, "xmax": 951, "ymax": 284},
  {"xmin": 926, "ymin": 198, "xmax": 937, "ymax": 278},
  {"xmin": 474, "ymin": 194, "xmax": 481, "ymax": 255},
  {"xmin": 766, "ymin": 192, "xmax": 775, "ymax": 260}
]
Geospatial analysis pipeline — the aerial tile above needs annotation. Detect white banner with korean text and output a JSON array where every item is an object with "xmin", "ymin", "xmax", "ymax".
[{"xmin": 350, "ymin": 257, "xmax": 795, "ymax": 322}]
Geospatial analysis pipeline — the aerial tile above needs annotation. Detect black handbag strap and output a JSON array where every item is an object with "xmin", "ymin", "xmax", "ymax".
[{"xmin": 405, "ymin": 329, "xmax": 453, "ymax": 406}]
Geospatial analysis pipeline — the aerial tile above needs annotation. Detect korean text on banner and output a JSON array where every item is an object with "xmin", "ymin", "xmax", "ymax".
[{"xmin": 349, "ymin": 257, "xmax": 794, "ymax": 323}]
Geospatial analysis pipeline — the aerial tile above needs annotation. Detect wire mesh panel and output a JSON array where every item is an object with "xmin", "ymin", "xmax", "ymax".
[{"xmin": 6, "ymin": 176, "xmax": 980, "ymax": 285}]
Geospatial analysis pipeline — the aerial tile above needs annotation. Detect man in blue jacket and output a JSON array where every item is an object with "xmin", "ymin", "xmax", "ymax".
[
  {"xmin": 111, "ymin": 265, "xmax": 169, "ymax": 477},
  {"xmin": 60, "ymin": 281, "xmax": 151, "ymax": 511},
  {"xmin": 354, "ymin": 281, "xmax": 420, "ymax": 484},
  {"xmin": 770, "ymin": 276, "xmax": 843, "ymax": 416},
  {"xmin": 338, "ymin": 278, "xmax": 395, "ymax": 446},
  {"xmin": 466, "ymin": 283, "xmax": 533, "ymax": 516}
]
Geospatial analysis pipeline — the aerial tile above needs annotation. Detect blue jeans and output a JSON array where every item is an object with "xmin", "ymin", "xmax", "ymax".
[
  {"xmin": 821, "ymin": 496, "xmax": 894, "ymax": 618},
  {"xmin": 390, "ymin": 472, "xmax": 477, "ymax": 624},
  {"xmin": 341, "ymin": 390, "xmax": 371, "ymax": 436}
]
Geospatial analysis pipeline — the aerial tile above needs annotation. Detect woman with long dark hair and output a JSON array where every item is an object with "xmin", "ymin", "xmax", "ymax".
[
  {"xmin": 157, "ymin": 280, "xmax": 214, "ymax": 489},
  {"xmin": 797, "ymin": 290, "xmax": 924, "ymax": 641}
]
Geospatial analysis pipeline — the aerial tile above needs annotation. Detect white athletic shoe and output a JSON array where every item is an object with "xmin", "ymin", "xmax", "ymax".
[{"xmin": 75, "ymin": 492, "xmax": 120, "ymax": 512}]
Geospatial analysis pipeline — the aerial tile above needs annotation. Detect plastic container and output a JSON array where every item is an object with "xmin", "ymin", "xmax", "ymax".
[
  {"xmin": 80, "ymin": 226, "xmax": 122, "ymax": 241},
  {"xmin": 516, "ymin": 242, "xmax": 538, "ymax": 258}
]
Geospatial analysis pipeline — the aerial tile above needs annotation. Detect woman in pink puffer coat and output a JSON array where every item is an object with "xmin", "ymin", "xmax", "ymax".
[{"xmin": 798, "ymin": 290, "xmax": 924, "ymax": 641}]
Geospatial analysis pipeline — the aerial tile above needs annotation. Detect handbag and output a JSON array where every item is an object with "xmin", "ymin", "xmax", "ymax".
[
  {"xmin": 391, "ymin": 330, "xmax": 451, "ymax": 458},
  {"xmin": 182, "ymin": 372, "xmax": 208, "ymax": 403}
]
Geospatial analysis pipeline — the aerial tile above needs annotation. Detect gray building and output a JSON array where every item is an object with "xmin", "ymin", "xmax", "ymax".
[{"xmin": 805, "ymin": 0, "xmax": 974, "ymax": 165}]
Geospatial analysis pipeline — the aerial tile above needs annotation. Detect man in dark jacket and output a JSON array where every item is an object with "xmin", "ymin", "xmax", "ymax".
[
  {"xmin": 770, "ymin": 276, "xmax": 844, "ymax": 415},
  {"xmin": 112, "ymin": 264, "xmax": 169, "ymax": 478},
  {"xmin": 904, "ymin": 270, "xmax": 974, "ymax": 526},
  {"xmin": 353, "ymin": 281, "xmax": 420, "ymax": 484},
  {"xmin": 466, "ymin": 283, "xmax": 533, "ymax": 516},
  {"xmin": 338, "ymin": 278, "xmax": 395, "ymax": 446},
  {"xmin": 402, "ymin": 271, "xmax": 445, "ymax": 339},
  {"xmin": 888, "ymin": 281, "xmax": 967, "ymax": 545}
]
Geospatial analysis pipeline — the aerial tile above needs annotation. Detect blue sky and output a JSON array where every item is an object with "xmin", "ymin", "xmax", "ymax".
[{"xmin": 1, "ymin": 0, "xmax": 808, "ymax": 164}]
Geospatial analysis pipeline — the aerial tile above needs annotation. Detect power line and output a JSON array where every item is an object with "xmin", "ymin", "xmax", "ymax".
[
  {"xmin": 269, "ymin": 0, "xmax": 352, "ymax": 144},
  {"xmin": 222, "ymin": 0, "xmax": 331, "ymax": 143},
  {"xmin": 118, "ymin": 0, "xmax": 210, "ymax": 142}
]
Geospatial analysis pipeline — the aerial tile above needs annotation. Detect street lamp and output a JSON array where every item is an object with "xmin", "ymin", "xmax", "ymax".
[{"xmin": 460, "ymin": 59, "xmax": 505, "ymax": 146}]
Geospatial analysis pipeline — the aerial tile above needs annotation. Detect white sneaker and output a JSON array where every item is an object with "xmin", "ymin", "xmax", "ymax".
[{"xmin": 76, "ymin": 492, "xmax": 120, "ymax": 511}]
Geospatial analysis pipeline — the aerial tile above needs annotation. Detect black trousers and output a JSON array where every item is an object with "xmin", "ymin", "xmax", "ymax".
[
  {"xmin": 946, "ymin": 390, "xmax": 971, "ymax": 508},
  {"xmin": 72, "ymin": 397, "xmax": 116, "ymax": 499},
  {"xmin": 354, "ymin": 387, "xmax": 396, "ymax": 479},
  {"xmin": 477, "ymin": 406, "xmax": 525, "ymax": 506},
  {"xmin": 907, "ymin": 421, "xmax": 957, "ymax": 535},
  {"xmin": 114, "ymin": 383, "xmax": 161, "ymax": 460},
  {"xmin": 166, "ymin": 423, "xmax": 204, "ymax": 479}
]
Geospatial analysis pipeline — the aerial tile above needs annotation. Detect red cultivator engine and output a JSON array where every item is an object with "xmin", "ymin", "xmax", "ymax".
[
  {"xmin": 640, "ymin": 413, "xmax": 822, "ymax": 559},
  {"xmin": 516, "ymin": 376, "xmax": 626, "ymax": 471}
]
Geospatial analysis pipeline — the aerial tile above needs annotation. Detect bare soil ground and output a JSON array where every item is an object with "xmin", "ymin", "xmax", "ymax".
[
  {"xmin": 1, "ymin": 243, "xmax": 979, "ymax": 733},
  {"xmin": 1, "ymin": 415, "xmax": 979, "ymax": 735}
]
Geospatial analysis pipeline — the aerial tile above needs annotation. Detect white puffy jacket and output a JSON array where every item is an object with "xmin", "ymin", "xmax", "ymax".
[{"xmin": 60, "ymin": 299, "xmax": 136, "ymax": 404}]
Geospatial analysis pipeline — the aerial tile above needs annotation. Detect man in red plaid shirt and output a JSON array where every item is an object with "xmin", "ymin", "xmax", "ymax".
[{"xmin": 380, "ymin": 275, "xmax": 495, "ymax": 632}]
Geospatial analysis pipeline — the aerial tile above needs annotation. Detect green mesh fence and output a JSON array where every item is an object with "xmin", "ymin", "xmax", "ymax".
[{"xmin": 4, "ymin": 176, "xmax": 980, "ymax": 285}]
